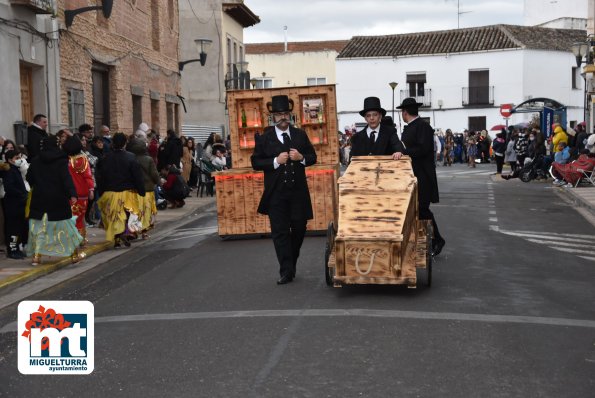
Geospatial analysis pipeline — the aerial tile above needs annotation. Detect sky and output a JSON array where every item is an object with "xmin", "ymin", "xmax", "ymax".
[{"xmin": 243, "ymin": 0, "xmax": 525, "ymax": 43}]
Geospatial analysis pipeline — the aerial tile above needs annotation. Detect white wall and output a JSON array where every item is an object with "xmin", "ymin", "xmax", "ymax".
[
  {"xmin": 0, "ymin": 5, "xmax": 60, "ymax": 139},
  {"xmin": 524, "ymin": 0, "xmax": 587, "ymax": 26},
  {"xmin": 336, "ymin": 48, "xmax": 583, "ymax": 133}
]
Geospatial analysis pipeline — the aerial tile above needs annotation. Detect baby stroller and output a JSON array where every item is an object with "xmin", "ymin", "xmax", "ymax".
[
  {"xmin": 155, "ymin": 185, "xmax": 168, "ymax": 210},
  {"xmin": 520, "ymin": 154, "xmax": 548, "ymax": 183}
]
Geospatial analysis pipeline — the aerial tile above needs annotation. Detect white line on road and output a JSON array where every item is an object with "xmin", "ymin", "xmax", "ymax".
[
  {"xmin": 499, "ymin": 230, "xmax": 595, "ymax": 243},
  {"xmin": 4, "ymin": 308, "xmax": 595, "ymax": 333},
  {"xmin": 525, "ymin": 239, "xmax": 595, "ymax": 250}
]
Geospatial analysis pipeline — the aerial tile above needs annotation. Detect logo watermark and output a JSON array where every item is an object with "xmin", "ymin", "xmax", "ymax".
[{"xmin": 18, "ymin": 301, "xmax": 94, "ymax": 375}]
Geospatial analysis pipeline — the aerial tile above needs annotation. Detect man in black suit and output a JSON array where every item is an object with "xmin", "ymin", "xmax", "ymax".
[
  {"xmin": 350, "ymin": 97, "xmax": 403, "ymax": 158},
  {"xmin": 394, "ymin": 98, "xmax": 446, "ymax": 256},
  {"xmin": 251, "ymin": 95, "xmax": 317, "ymax": 285},
  {"xmin": 26, "ymin": 114, "xmax": 48, "ymax": 160}
]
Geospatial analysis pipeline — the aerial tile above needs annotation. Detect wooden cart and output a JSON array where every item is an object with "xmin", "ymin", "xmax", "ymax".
[{"xmin": 325, "ymin": 156, "xmax": 432, "ymax": 288}]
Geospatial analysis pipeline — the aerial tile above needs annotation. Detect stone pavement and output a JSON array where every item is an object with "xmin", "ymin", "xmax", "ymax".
[{"xmin": 0, "ymin": 194, "xmax": 216, "ymax": 292}]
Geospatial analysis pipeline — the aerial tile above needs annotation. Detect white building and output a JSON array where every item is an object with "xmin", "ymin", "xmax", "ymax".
[
  {"xmin": 336, "ymin": 24, "xmax": 586, "ymax": 134},
  {"xmin": 245, "ymin": 41, "xmax": 348, "ymax": 88},
  {"xmin": 178, "ymin": 0, "xmax": 259, "ymax": 142},
  {"xmin": 0, "ymin": 1, "xmax": 61, "ymax": 141},
  {"xmin": 525, "ymin": 0, "xmax": 588, "ymax": 29}
]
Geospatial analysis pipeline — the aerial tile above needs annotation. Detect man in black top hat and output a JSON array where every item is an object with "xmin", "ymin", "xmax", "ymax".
[
  {"xmin": 350, "ymin": 97, "xmax": 403, "ymax": 158},
  {"xmin": 251, "ymin": 95, "xmax": 317, "ymax": 284},
  {"xmin": 394, "ymin": 97, "xmax": 446, "ymax": 256}
]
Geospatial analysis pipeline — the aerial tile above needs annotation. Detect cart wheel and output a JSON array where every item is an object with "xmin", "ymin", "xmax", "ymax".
[
  {"xmin": 325, "ymin": 221, "xmax": 336, "ymax": 286},
  {"xmin": 417, "ymin": 222, "xmax": 433, "ymax": 287},
  {"xmin": 520, "ymin": 169, "xmax": 534, "ymax": 183}
]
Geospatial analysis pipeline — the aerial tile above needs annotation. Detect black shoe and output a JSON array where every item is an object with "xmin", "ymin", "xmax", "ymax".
[
  {"xmin": 7, "ymin": 251, "xmax": 24, "ymax": 260},
  {"xmin": 432, "ymin": 238, "xmax": 446, "ymax": 257},
  {"xmin": 276, "ymin": 275, "xmax": 294, "ymax": 285}
]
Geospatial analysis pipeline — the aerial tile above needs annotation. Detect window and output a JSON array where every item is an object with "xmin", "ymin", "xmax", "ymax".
[
  {"xmin": 468, "ymin": 116, "xmax": 486, "ymax": 132},
  {"xmin": 132, "ymin": 95, "xmax": 142, "ymax": 130},
  {"xmin": 306, "ymin": 77, "xmax": 326, "ymax": 86},
  {"xmin": 468, "ymin": 70, "xmax": 490, "ymax": 105},
  {"xmin": 68, "ymin": 88, "xmax": 85, "ymax": 130},
  {"xmin": 255, "ymin": 78, "xmax": 272, "ymax": 89},
  {"xmin": 572, "ymin": 66, "xmax": 580, "ymax": 89},
  {"xmin": 151, "ymin": 0, "xmax": 160, "ymax": 51},
  {"xmin": 406, "ymin": 73, "xmax": 426, "ymax": 97}
]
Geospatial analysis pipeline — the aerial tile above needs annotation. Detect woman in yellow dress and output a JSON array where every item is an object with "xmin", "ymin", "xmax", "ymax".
[
  {"xmin": 127, "ymin": 137, "xmax": 160, "ymax": 239},
  {"xmin": 96, "ymin": 133, "xmax": 146, "ymax": 247}
]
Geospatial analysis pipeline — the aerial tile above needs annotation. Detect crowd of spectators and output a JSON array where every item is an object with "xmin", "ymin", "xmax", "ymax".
[{"xmin": 0, "ymin": 117, "xmax": 230, "ymax": 265}]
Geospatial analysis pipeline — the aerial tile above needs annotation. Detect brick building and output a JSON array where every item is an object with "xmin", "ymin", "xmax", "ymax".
[{"xmin": 58, "ymin": 0, "xmax": 181, "ymax": 135}]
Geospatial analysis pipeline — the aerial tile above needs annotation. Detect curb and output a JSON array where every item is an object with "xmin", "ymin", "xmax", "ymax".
[
  {"xmin": 0, "ymin": 241, "xmax": 113, "ymax": 291},
  {"xmin": 0, "ymin": 198, "xmax": 217, "ymax": 293},
  {"xmin": 556, "ymin": 186, "xmax": 595, "ymax": 216}
]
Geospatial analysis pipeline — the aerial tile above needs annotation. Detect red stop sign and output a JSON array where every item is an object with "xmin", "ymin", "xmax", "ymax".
[{"xmin": 500, "ymin": 103, "xmax": 513, "ymax": 118}]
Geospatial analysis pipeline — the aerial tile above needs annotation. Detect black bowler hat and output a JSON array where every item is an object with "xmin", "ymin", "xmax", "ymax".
[
  {"xmin": 267, "ymin": 95, "xmax": 294, "ymax": 113},
  {"xmin": 359, "ymin": 97, "xmax": 386, "ymax": 117},
  {"xmin": 396, "ymin": 97, "xmax": 423, "ymax": 109}
]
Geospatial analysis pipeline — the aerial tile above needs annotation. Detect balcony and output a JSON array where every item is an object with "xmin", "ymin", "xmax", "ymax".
[
  {"xmin": 10, "ymin": 0, "xmax": 54, "ymax": 14},
  {"xmin": 399, "ymin": 88, "xmax": 432, "ymax": 107},
  {"xmin": 462, "ymin": 86, "xmax": 494, "ymax": 106}
]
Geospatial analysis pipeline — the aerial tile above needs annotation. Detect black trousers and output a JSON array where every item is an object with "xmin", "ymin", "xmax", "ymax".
[
  {"xmin": 495, "ymin": 155, "xmax": 505, "ymax": 173},
  {"xmin": 419, "ymin": 200, "xmax": 443, "ymax": 243},
  {"xmin": 268, "ymin": 187, "xmax": 308, "ymax": 278},
  {"xmin": 3, "ymin": 197, "xmax": 27, "ymax": 248}
]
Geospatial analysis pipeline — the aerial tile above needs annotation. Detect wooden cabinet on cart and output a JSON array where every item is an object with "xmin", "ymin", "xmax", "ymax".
[{"xmin": 214, "ymin": 85, "xmax": 340, "ymax": 237}]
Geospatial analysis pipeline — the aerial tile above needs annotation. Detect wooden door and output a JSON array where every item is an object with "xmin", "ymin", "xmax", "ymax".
[
  {"xmin": 20, "ymin": 64, "xmax": 33, "ymax": 123},
  {"xmin": 92, "ymin": 64, "xmax": 110, "ymax": 133}
]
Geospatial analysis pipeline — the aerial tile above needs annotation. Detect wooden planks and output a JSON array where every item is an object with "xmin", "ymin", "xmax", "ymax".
[
  {"xmin": 332, "ymin": 156, "xmax": 425, "ymax": 286},
  {"xmin": 213, "ymin": 164, "xmax": 338, "ymax": 237}
]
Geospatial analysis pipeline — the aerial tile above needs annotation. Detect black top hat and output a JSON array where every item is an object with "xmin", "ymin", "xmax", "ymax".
[
  {"xmin": 267, "ymin": 95, "xmax": 294, "ymax": 113},
  {"xmin": 396, "ymin": 97, "xmax": 423, "ymax": 109},
  {"xmin": 359, "ymin": 97, "xmax": 386, "ymax": 117}
]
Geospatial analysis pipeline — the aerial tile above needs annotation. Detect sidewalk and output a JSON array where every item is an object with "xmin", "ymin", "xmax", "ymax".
[
  {"xmin": 558, "ymin": 184, "xmax": 595, "ymax": 215},
  {"xmin": 0, "ymin": 194, "xmax": 216, "ymax": 292}
]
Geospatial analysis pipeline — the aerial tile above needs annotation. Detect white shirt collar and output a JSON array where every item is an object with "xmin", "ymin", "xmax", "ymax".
[
  {"xmin": 275, "ymin": 125, "xmax": 290, "ymax": 143},
  {"xmin": 366, "ymin": 125, "xmax": 380, "ymax": 138}
]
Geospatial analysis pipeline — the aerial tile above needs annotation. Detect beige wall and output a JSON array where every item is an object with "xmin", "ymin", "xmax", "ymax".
[{"xmin": 246, "ymin": 50, "xmax": 340, "ymax": 88}]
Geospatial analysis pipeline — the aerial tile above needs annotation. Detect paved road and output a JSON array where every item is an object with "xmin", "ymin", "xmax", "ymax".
[{"xmin": 1, "ymin": 163, "xmax": 594, "ymax": 397}]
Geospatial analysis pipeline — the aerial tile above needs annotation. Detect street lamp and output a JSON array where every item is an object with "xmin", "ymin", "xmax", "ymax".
[
  {"xmin": 389, "ymin": 82, "xmax": 398, "ymax": 121},
  {"xmin": 179, "ymin": 38, "xmax": 213, "ymax": 71},
  {"xmin": 250, "ymin": 78, "xmax": 258, "ymax": 89},
  {"xmin": 571, "ymin": 41, "xmax": 591, "ymax": 67}
]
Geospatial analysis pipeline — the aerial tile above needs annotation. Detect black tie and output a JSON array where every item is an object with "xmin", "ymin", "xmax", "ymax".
[
  {"xmin": 370, "ymin": 131, "xmax": 376, "ymax": 144},
  {"xmin": 282, "ymin": 132, "xmax": 291, "ymax": 150}
]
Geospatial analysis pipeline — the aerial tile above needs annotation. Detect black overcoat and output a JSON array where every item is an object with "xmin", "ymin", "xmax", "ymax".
[
  {"xmin": 251, "ymin": 126, "xmax": 317, "ymax": 218},
  {"xmin": 26, "ymin": 125, "xmax": 48, "ymax": 160},
  {"xmin": 27, "ymin": 147, "xmax": 76, "ymax": 221},
  {"xmin": 350, "ymin": 125, "xmax": 404, "ymax": 157},
  {"xmin": 401, "ymin": 118, "xmax": 439, "ymax": 204}
]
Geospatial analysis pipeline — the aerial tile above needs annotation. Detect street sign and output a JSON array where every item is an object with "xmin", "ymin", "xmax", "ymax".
[{"xmin": 500, "ymin": 103, "xmax": 513, "ymax": 118}]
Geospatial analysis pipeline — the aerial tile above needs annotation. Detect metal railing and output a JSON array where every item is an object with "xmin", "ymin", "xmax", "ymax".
[
  {"xmin": 399, "ymin": 89, "xmax": 432, "ymax": 107},
  {"xmin": 462, "ymin": 86, "xmax": 494, "ymax": 106}
]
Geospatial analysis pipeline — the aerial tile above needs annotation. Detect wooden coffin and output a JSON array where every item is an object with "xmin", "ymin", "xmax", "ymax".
[
  {"xmin": 213, "ymin": 164, "xmax": 339, "ymax": 237},
  {"xmin": 227, "ymin": 85, "xmax": 339, "ymax": 169},
  {"xmin": 332, "ymin": 156, "xmax": 421, "ymax": 285}
]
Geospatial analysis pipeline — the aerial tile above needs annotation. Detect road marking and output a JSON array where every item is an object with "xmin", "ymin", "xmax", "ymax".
[
  {"xmin": 497, "ymin": 229, "xmax": 595, "ymax": 261},
  {"xmin": 4, "ymin": 308, "xmax": 595, "ymax": 333},
  {"xmin": 157, "ymin": 226, "xmax": 218, "ymax": 244},
  {"xmin": 489, "ymin": 211, "xmax": 497, "ymax": 215},
  {"xmin": 489, "ymin": 217, "xmax": 498, "ymax": 223}
]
